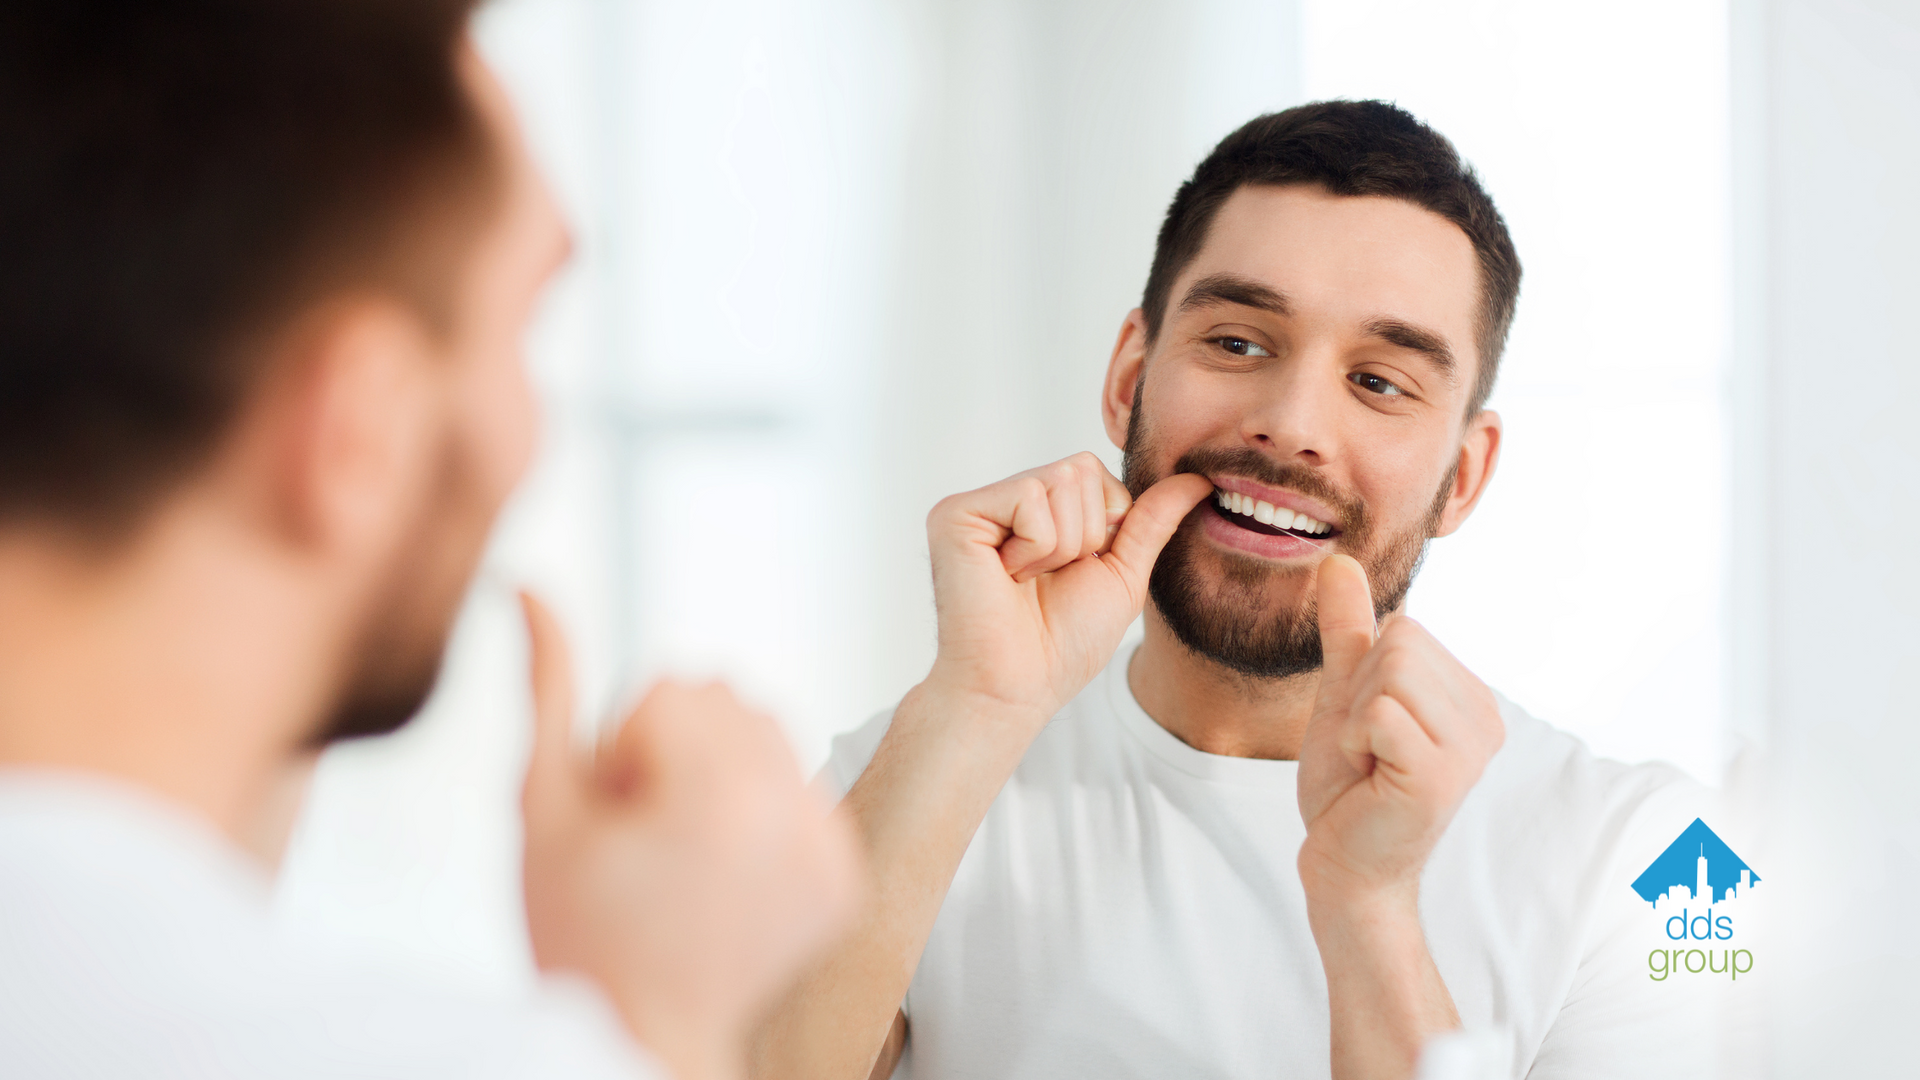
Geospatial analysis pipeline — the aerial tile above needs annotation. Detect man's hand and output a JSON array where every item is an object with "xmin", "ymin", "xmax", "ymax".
[
  {"xmin": 1294, "ymin": 555, "xmax": 1503, "ymax": 1079},
  {"xmin": 747, "ymin": 455, "xmax": 1209, "ymax": 1080},
  {"xmin": 1296, "ymin": 554, "xmax": 1504, "ymax": 899},
  {"xmin": 518, "ymin": 593, "xmax": 862, "ymax": 1080},
  {"xmin": 924, "ymin": 452, "xmax": 1213, "ymax": 724}
]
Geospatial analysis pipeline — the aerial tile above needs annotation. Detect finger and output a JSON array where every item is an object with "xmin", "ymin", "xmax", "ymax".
[
  {"xmin": 1013, "ymin": 462, "xmax": 1087, "ymax": 582},
  {"xmin": 1102, "ymin": 472, "xmax": 1214, "ymax": 596},
  {"xmin": 1351, "ymin": 619, "xmax": 1499, "ymax": 754},
  {"xmin": 604, "ymin": 679, "xmax": 797, "ymax": 806},
  {"xmin": 993, "ymin": 477, "xmax": 1061, "ymax": 578},
  {"xmin": 1315, "ymin": 554, "xmax": 1376, "ymax": 687},
  {"xmin": 1094, "ymin": 466, "xmax": 1132, "ymax": 555},
  {"xmin": 1078, "ymin": 456, "xmax": 1109, "ymax": 561},
  {"xmin": 598, "ymin": 679, "xmax": 722, "ymax": 802},
  {"xmin": 519, "ymin": 590, "xmax": 579, "ymax": 816},
  {"xmin": 1340, "ymin": 693, "xmax": 1442, "ymax": 785}
]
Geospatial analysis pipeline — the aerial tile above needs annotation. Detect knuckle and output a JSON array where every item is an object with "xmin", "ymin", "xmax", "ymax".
[{"xmin": 1380, "ymin": 618, "xmax": 1421, "ymax": 645}]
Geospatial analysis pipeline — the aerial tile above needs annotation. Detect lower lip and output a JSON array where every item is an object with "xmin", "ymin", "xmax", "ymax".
[{"xmin": 1201, "ymin": 504, "xmax": 1332, "ymax": 560}]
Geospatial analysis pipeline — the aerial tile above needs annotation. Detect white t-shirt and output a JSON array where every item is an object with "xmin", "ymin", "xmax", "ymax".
[
  {"xmin": 823, "ymin": 642, "xmax": 1728, "ymax": 1080},
  {"xmin": 0, "ymin": 770, "xmax": 659, "ymax": 1080}
]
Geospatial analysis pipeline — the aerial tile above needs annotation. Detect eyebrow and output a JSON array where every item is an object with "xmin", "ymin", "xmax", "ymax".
[
  {"xmin": 1176, "ymin": 273, "xmax": 1291, "ymax": 318},
  {"xmin": 1362, "ymin": 317, "xmax": 1459, "ymax": 383},
  {"xmin": 1178, "ymin": 272, "xmax": 1460, "ymax": 385}
]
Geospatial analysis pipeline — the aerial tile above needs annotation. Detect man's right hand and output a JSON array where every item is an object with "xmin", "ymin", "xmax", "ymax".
[
  {"xmin": 517, "ymin": 593, "xmax": 862, "ymax": 1080},
  {"xmin": 747, "ymin": 455, "xmax": 1207, "ymax": 1080},
  {"xmin": 924, "ymin": 452, "xmax": 1212, "ymax": 725}
]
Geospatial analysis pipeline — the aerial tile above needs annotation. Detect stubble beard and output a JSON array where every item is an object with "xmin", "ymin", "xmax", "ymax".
[
  {"xmin": 1120, "ymin": 395, "xmax": 1452, "ymax": 680},
  {"xmin": 308, "ymin": 435, "xmax": 492, "ymax": 747}
]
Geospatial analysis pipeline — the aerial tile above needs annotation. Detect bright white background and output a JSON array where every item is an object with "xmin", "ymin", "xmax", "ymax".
[{"xmin": 278, "ymin": 0, "xmax": 1735, "ymax": 995}]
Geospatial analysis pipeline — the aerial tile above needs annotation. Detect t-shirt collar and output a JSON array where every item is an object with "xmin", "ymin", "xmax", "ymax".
[{"xmin": 1102, "ymin": 640, "xmax": 1304, "ymax": 789}]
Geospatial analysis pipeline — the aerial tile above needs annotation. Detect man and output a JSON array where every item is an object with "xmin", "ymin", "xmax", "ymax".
[
  {"xmin": 0, "ymin": 3, "xmax": 857, "ymax": 1079},
  {"xmin": 755, "ymin": 102, "xmax": 1713, "ymax": 1079}
]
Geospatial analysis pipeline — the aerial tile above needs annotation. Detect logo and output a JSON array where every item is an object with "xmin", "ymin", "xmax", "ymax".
[{"xmin": 1633, "ymin": 818, "xmax": 1758, "ymax": 981}]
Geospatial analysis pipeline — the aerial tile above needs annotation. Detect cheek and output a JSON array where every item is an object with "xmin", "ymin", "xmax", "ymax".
[
  {"xmin": 1140, "ymin": 368, "xmax": 1238, "ymax": 450},
  {"xmin": 1350, "ymin": 441, "xmax": 1453, "ymax": 527},
  {"xmin": 454, "ymin": 346, "xmax": 539, "ymax": 507}
]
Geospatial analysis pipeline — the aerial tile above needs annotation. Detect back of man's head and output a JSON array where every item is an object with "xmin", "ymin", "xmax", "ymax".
[
  {"xmin": 1142, "ymin": 100, "xmax": 1521, "ymax": 416},
  {"xmin": 0, "ymin": 0, "xmax": 490, "ymax": 540}
]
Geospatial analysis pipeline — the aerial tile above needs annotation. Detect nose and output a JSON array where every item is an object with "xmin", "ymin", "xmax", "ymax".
[{"xmin": 1239, "ymin": 348, "xmax": 1341, "ymax": 465}]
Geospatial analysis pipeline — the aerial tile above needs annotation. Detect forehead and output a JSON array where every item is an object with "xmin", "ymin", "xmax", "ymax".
[{"xmin": 1174, "ymin": 184, "xmax": 1481, "ymax": 359}]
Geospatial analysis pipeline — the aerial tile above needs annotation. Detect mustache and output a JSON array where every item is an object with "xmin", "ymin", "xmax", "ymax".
[{"xmin": 1165, "ymin": 445, "xmax": 1369, "ymax": 535}]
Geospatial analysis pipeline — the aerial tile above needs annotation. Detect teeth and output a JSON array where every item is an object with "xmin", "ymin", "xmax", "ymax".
[{"xmin": 1213, "ymin": 487, "xmax": 1334, "ymax": 535}]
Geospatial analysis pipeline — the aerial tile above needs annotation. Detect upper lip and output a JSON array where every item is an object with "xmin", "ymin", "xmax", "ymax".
[{"xmin": 1208, "ymin": 475, "xmax": 1343, "ymax": 529}]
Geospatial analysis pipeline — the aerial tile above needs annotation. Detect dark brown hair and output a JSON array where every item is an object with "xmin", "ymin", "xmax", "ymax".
[
  {"xmin": 1141, "ymin": 100, "xmax": 1522, "ymax": 415},
  {"xmin": 0, "ymin": 0, "xmax": 491, "ymax": 534}
]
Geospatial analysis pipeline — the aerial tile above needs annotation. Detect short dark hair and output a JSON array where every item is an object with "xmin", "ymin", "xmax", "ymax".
[
  {"xmin": 0, "ymin": 0, "xmax": 491, "ymax": 536},
  {"xmin": 1141, "ymin": 100, "xmax": 1521, "ymax": 415}
]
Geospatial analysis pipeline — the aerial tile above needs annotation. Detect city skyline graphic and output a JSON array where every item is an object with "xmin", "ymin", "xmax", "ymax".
[{"xmin": 1632, "ymin": 818, "xmax": 1759, "ymax": 907}]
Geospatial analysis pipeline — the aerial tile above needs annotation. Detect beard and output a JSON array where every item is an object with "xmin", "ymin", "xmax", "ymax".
[
  {"xmin": 1121, "ymin": 397, "xmax": 1452, "ymax": 680},
  {"xmin": 306, "ymin": 436, "xmax": 495, "ymax": 747}
]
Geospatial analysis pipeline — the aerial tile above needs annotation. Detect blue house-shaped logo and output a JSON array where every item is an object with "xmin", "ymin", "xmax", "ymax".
[{"xmin": 1631, "ymin": 818, "xmax": 1758, "ymax": 906}]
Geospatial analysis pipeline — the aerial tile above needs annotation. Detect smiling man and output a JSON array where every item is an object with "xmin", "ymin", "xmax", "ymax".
[{"xmin": 753, "ymin": 102, "xmax": 1711, "ymax": 1080}]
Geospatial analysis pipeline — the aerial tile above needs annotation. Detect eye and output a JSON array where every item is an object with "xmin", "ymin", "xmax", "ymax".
[
  {"xmin": 1348, "ymin": 371, "xmax": 1406, "ymax": 397},
  {"xmin": 1212, "ymin": 336, "xmax": 1273, "ymax": 358}
]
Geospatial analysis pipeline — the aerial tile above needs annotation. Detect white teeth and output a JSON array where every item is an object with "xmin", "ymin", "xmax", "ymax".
[{"xmin": 1213, "ymin": 487, "xmax": 1334, "ymax": 535}]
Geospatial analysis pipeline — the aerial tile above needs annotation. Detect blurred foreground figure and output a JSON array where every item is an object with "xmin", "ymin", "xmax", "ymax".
[{"xmin": 0, "ymin": 3, "xmax": 858, "ymax": 1078}]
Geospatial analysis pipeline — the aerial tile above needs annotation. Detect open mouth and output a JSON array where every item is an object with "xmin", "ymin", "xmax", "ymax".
[{"xmin": 1209, "ymin": 487, "xmax": 1340, "ymax": 540}]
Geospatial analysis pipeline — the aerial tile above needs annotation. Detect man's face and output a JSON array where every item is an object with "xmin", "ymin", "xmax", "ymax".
[
  {"xmin": 318, "ymin": 51, "xmax": 570, "ymax": 743},
  {"xmin": 1112, "ymin": 184, "xmax": 1499, "ymax": 679}
]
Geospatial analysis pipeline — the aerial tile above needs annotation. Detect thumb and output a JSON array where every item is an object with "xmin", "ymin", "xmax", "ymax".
[
  {"xmin": 519, "ymin": 590, "xmax": 580, "ymax": 819},
  {"xmin": 1103, "ymin": 473, "xmax": 1213, "ymax": 595},
  {"xmin": 1315, "ymin": 554, "xmax": 1376, "ymax": 690}
]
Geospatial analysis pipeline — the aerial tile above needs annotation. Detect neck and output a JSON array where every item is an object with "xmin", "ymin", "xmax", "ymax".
[
  {"xmin": 1127, "ymin": 606, "xmax": 1321, "ymax": 760},
  {"xmin": 0, "ymin": 504, "xmax": 338, "ymax": 864}
]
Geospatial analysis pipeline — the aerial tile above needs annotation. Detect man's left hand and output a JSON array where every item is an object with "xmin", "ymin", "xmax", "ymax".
[{"xmin": 1295, "ymin": 554, "xmax": 1504, "ymax": 903}]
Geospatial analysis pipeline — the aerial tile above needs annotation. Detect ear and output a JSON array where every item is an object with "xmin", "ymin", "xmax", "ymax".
[
  {"xmin": 261, "ymin": 300, "xmax": 440, "ymax": 557},
  {"xmin": 1101, "ymin": 308, "xmax": 1150, "ymax": 450},
  {"xmin": 1433, "ymin": 408, "xmax": 1501, "ymax": 538}
]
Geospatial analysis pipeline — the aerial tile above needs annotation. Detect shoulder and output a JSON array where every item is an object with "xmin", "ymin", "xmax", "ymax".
[
  {"xmin": 1437, "ymin": 691, "xmax": 1715, "ymax": 924},
  {"xmin": 1478, "ymin": 692, "xmax": 1709, "ymax": 836}
]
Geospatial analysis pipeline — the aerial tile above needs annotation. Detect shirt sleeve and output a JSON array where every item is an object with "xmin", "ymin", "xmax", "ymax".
[{"xmin": 815, "ymin": 708, "xmax": 898, "ymax": 801}]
